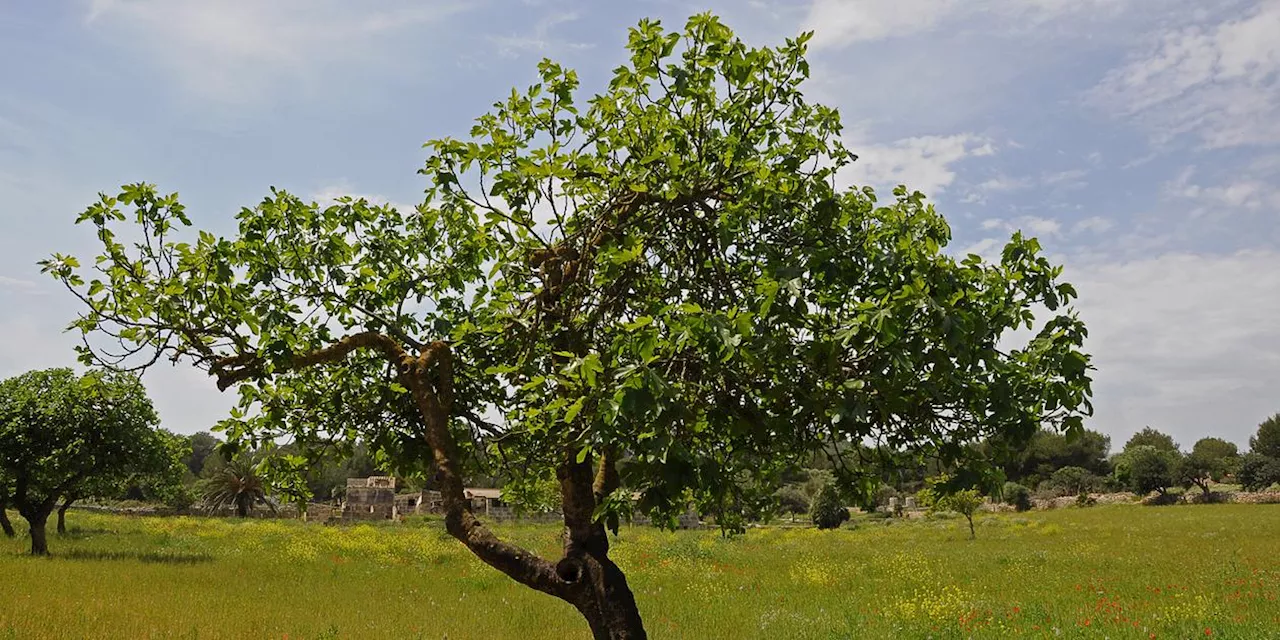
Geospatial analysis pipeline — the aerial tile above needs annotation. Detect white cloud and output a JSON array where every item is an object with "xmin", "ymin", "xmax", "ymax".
[
  {"xmin": 84, "ymin": 0, "xmax": 471, "ymax": 103},
  {"xmin": 1165, "ymin": 167, "xmax": 1280, "ymax": 213},
  {"xmin": 1073, "ymin": 216, "xmax": 1115, "ymax": 234},
  {"xmin": 976, "ymin": 176, "xmax": 1026, "ymax": 192},
  {"xmin": 1067, "ymin": 250, "xmax": 1280, "ymax": 447},
  {"xmin": 312, "ymin": 184, "xmax": 417, "ymax": 215},
  {"xmin": 979, "ymin": 216, "xmax": 1063, "ymax": 237},
  {"xmin": 1042, "ymin": 168, "xmax": 1089, "ymax": 187},
  {"xmin": 801, "ymin": 0, "xmax": 1134, "ymax": 49},
  {"xmin": 840, "ymin": 133, "xmax": 993, "ymax": 194},
  {"xmin": 801, "ymin": 0, "xmax": 962, "ymax": 47},
  {"xmin": 958, "ymin": 237, "xmax": 1002, "ymax": 260},
  {"xmin": 489, "ymin": 11, "xmax": 593, "ymax": 58},
  {"xmin": 1089, "ymin": 1, "xmax": 1280, "ymax": 148},
  {"xmin": 0, "ymin": 275, "xmax": 39, "ymax": 293}
]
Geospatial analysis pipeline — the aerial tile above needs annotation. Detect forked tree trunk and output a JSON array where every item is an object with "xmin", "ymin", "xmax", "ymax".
[
  {"xmin": 57, "ymin": 496, "xmax": 76, "ymax": 535},
  {"xmin": 401, "ymin": 343, "xmax": 648, "ymax": 639},
  {"xmin": 556, "ymin": 458, "xmax": 647, "ymax": 639},
  {"xmin": 214, "ymin": 332, "xmax": 651, "ymax": 637}
]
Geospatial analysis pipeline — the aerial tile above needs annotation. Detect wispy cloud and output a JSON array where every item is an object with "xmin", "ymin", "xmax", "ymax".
[
  {"xmin": 841, "ymin": 133, "xmax": 995, "ymax": 195},
  {"xmin": 1088, "ymin": 1, "xmax": 1280, "ymax": 149},
  {"xmin": 489, "ymin": 11, "xmax": 593, "ymax": 58},
  {"xmin": 84, "ymin": 0, "xmax": 473, "ymax": 103},
  {"xmin": 800, "ymin": 0, "xmax": 1135, "ymax": 49},
  {"xmin": 0, "ymin": 275, "xmax": 40, "ymax": 293}
]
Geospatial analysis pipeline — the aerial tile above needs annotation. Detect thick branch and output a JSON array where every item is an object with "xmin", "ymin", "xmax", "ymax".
[
  {"xmin": 403, "ymin": 343, "xmax": 569, "ymax": 599},
  {"xmin": 211, "ymin": 331, "xmax": 411, "ymax": 391}
]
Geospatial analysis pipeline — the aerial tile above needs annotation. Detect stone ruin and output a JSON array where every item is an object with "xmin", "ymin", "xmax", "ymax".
[{"xmin": 342, "ymin": 476, "xmax": 397, "ymax": 521}]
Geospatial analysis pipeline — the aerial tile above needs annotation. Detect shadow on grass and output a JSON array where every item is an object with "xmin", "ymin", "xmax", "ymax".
[
  {"xmin": 58, "ymin": 527, "xmax": 119, "ymax": 539},
  {"xmin": 61, "ymin": 549, "xmax": 215, "ymax": 564}
]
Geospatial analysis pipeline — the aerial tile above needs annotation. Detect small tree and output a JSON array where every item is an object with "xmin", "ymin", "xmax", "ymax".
[
  {"xmin": 42, "ymin": 14, "xmax": 1093, "ymax": 637},
  {"xmin": 0, "ymin": 368, "xmax": 165, "ymax": 555},
  {"xmin": 1114, "ymin": 445, "xmax": 1180, "ymax": 499},
  {"xmin": 809, "ymin": 484, "xmax": 849, "ymax": 530},
  {"xmin": 937, "ymin": 489, "xmax": 983, "ymax": 539},
  {"xmin": 1250, "ymin": 414, "xmax": 1280, "ymax": 459},
  {"xmin": 1178, "ymin": 437, "xmax": 1239, "ymax": 497}
]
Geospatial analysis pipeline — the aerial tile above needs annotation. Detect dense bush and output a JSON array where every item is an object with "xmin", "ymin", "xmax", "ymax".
[
  {"xmin": 1074, "ymin": 492, "xmax": 1096, "ymax": 508},
  {"xmin": 810, "ymin": 485, "xmax": 850, "ymax": 530},
  {"xmin": 1237, "ymin": 453, "xmax": 1280, "ymax": 492},
  {"xmin": 774, "ymin": 484, "xmax": 810, "ymax": 516},
  {"xmin": 1043, "ymin": 466, "xmax": 1099, "ymax": 497},
  {"xmin": 1002, "ymin": 482, "xmax": 1032, "ymax": 512}
]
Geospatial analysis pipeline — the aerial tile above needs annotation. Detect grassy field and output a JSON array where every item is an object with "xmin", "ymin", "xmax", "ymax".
[{"xmin": 1, "ymin": 505, "xmax": 1278, "ymax": 639}]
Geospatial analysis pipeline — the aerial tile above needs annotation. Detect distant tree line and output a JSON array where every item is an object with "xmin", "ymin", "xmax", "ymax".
[{"xmin": 768, "ymin": 414, "xmax": 1280, "ymax": 522}]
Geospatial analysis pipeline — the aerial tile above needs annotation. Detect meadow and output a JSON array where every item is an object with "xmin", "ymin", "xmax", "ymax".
[{"xmin": 1, "ymin": 505, "xmax": 1277, "ymax": 639}]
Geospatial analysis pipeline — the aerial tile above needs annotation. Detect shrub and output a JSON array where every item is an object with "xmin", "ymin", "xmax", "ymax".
[
  {"xmin": 1237, "ymin": 453, "xmax": 1280, "ymax": 492},
  {"xmin": 1074, "ymin": 491, "xmax": 1096, "ymax": 508},
  {"xmin": 1002, "ymin": 482, "xmax": 1032, "ymax": 512},
  {"xmin": 1142, "ymin": 492, "xmax": 1181, "ymax": 506},
  {"xmin": 810, "ymin": 484, "xmax": 850, "ymax": 530},
  {"xmin": 1187, "ymin": 491, "xmax": 1230, "ymax": 504},
  {"xmin": 1044, "ymin": 466, "xmax": 1099, "ymax": 497},
  {"xmin": 774, "ymin": 484, "xmax": 810, "ymax": 516}
]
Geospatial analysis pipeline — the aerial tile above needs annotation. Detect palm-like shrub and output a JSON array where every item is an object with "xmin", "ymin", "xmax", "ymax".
[
  {"xmin": 810, "ymin": 484, "xmax": 849, "ymax": 530},
  {"xmin": 201, "ymin": 459, "xmax": 274, "ymax": 518}
]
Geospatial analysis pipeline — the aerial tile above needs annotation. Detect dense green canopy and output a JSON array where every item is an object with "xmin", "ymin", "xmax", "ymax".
[
  {"xmin": 0, "ymin": 368, "xmax": 169, "ymax": 554},
  {"xmin": 42, "ymin": 14, "xmax": 1092, "ymax": 638}
]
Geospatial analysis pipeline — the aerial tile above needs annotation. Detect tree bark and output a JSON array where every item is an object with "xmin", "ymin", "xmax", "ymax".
[
  {"xmin": 0, "ymin": 491, "xmax": 15, "ymax": 538},
  {"xmin": 557, "ymin": 455, "xmax": 647, "ymax": 639},
  {"xmin": 407, "ymin": 343, "xmax": 646, "ymax": 639},
  {"xmin": 966, "ymin": 514, "xmax": 975, "ymax": 540},
  {"xmin": 28, "ymin": 512, "xmax": 50, "ymax": 555},
  {"xmin": 236, "ymin": 495, "xmax": 249, "ymax": 518},
  {"xmin": 57, "ymin": 497, "xmax": 75, "ymax": 535}
]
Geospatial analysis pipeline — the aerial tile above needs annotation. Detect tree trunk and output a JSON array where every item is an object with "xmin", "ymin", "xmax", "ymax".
[
  {"xmin": 399, "ymin": 344, "xmax": 647, "ymax": 639},
  {"xmin": 557, "ymin": 456, "xmax": 647, "ymax": 639},
  {"xmin": 0, "ymin": 492, "xmax": 14, "ymax": 538},
  {"xmin": 221, "ymin": 334, "xmax": 651, "ymax": 637},
  {"xmin": 0, "ymin": 507, "xmax": 14, "ymax": 538},
  {"xmin": 236, "ymin": 495, "xmax": 249, "ymax": 518},
  {"xmin": 966, "ymin": 514, "xmax": 975, "ymax": 540},
  {"xmin": 28, "ymin": 513, "xmax": 50, "ymax": 556},
  {"xmin": 57, "ymin": 497, "xmax": 75, "ymax": 535}
]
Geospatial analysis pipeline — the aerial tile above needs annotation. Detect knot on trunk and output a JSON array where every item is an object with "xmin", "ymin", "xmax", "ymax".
[{"xmin": 556, "ymin": 556, "xmax": 586, "ymax": 584}]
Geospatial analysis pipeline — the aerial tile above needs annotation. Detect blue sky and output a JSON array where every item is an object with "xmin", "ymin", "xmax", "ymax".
[{"xmin": 1, "ymin": 0, "xmax": 1278, "ymax": 450}]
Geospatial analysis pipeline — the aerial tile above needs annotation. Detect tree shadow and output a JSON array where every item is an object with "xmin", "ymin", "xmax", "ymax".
[
  {"xmin": 61, "ymin": 549, "xmax": 215, "ymax": 564},
  {"xmin": 58, "ymin": 527, "xmax": 119, "ymax": 539}
]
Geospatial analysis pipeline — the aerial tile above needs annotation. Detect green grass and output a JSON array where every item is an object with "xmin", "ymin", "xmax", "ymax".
[{"xmin": 2, "ymin": 505, "xmax": 1278, "ymax": 639}]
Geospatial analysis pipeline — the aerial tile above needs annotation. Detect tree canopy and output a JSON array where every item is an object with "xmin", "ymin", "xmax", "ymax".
[
  {"xmin": 1251, "ymin": 414, "xmax": 1280, "ymax": 459},
  {"xmin": 999, "ymin": 427, "xmax": 1110, "ymax": 487},
  {"xmin": 1123, "ymin": 427, "xmax": 1178, "ymax": 453},
  {"xmin": 41, "ymin": 14, "xmax": 1093, "ymax": 638},
  {"xmin": 1114, "ymin": 445, "xmax": 1179, "ymax": 497},
  {"xmin": 0, "ymin": 368, "xmax": 167, "ymax": 554}
]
